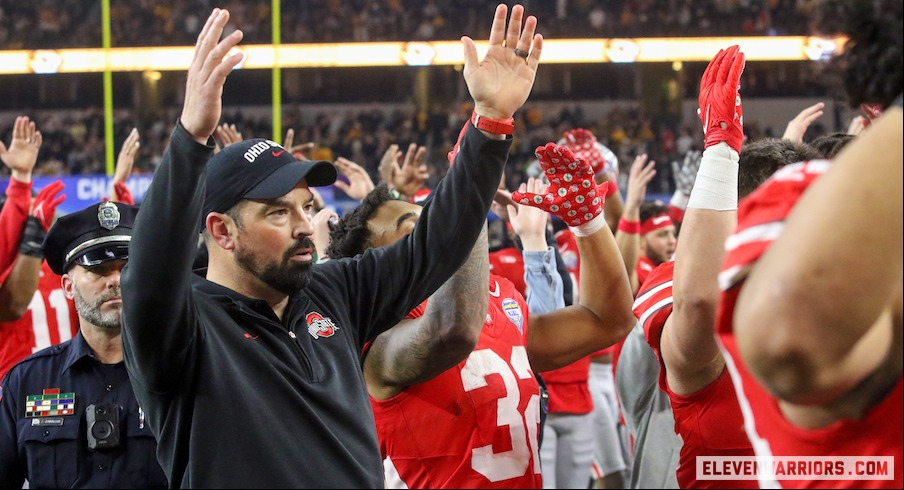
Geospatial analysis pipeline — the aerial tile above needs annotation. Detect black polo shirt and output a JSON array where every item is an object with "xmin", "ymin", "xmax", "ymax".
[{"xmin": 121, "ymin": 122, "xmax": 511, "ymax": 488}]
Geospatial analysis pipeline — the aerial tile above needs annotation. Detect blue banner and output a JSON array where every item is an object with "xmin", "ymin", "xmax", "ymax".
[
  {"xmin": 1, "ymin": 174, "xmax": 357, "ymax": 216},
  {"xmin": 3, "ymin": 174, "xmax": 671, "ymax": 217},
  {"xmin": 1, "ymin": 174, "xmax": 156, "ymax": 214}
]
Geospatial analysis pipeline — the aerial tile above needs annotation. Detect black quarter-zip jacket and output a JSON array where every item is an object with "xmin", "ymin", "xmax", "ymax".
[{"xmin": 120, "ymin": 122, "xmax": 510, "ymax": 488}]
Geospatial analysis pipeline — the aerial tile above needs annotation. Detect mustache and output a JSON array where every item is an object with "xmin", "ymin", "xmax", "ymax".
[
  {"xmin": 284, "ymin": 237, "xmax": 315, "ymax": 261},
  {"xmin": 97, "ymin": 288, "xmax": 122, "ymax": 304}
]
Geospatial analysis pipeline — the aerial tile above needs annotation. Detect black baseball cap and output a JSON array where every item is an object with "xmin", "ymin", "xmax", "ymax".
[
  {"xmin": 43, "ymin": 201, "xmax": 138, "ymax": 275},
  {"xmin": 202, "ymin": 138, "xmax": 337, "ymax": 217}
]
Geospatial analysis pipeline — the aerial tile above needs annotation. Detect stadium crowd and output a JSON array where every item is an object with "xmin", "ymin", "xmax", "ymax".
[
  {"xmin": 1, "ymin": 0, "xmax": 815, "ymax": 49},
  {"xmin": 1, "ymin": 100, "xmax": 804, "ymax": 200}
]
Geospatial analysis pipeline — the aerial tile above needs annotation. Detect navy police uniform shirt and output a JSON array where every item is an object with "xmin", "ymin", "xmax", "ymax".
[{"xmin": 0, "ymin": 331, "xmax": 166, "ymax": 488}]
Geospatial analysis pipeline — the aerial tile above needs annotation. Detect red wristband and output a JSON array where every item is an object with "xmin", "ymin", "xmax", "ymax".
[
  {"xmin": 605, "ymin": 179, "xmax": 619, "ymax": 198},
  {"xmin": 617, "ymin": 218, "xmax": 640, "ymax": 234},
  {"xmin": 471, "ymin": 111, "xmax": 514, "ymax": 135}
]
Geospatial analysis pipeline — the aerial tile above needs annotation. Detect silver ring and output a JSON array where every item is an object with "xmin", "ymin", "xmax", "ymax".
[
  {"xmin": 514, "ymin": 48, "xmax": 529, "ymax": 59},
  {"xmin": 25, "ymin": 138, "xmax": 31, "ymax": 143}
]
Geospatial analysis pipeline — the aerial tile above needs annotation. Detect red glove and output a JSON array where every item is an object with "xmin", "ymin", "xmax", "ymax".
[
  {"xmin": 698, "ymin": 45, "xmax": 745, "ymax": 152},
  {"xmin": 113, "ymin": 181, "xmax": 134, "ymax": 205},
  {"xmin": 563, "ymin": 128, "xmax": 608, "ymax": 175},
  {"xmin": 512, "ymin": 143, "xmax": 608, "ymax": 227},
  {"xmin": 860, "ymin": 103, "xmax": 883, "ymax": 122},
  {"xmin": 32, "ymin": 180, "xmax": 65, "ymax": 231}
]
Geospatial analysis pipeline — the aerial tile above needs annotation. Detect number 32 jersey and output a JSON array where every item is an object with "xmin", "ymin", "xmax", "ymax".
[{"xmin": 373, "ymin": 275, "xmax": 542, "ymax": 489}]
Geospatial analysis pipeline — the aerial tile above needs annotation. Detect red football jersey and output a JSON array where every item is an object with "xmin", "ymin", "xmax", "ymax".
[
  {"xmin": 541, "ymin": 355, "xmax": 593, "ymax": 415},
  {"xmin": 554, "ymin": 227, "xmax": 580, "ymax": 301},
  {"xmin": 0, "ymin": 179, "xmax": 32, "ymax": 283},
  {"xmin": 636, "ymin": 255, "xmax": 655, "ymax": 289},
  {"xmin": 488, "ymin": 247, "xmax": 527, "ymax": 298},
  {"xmin": 0, "ymin": 260, "xmax": 79, "ymax": 380},
  {"xmin": 634, "ymin": 260, "xmax": 756, "ymax": 489},
  {"xmin": 716, "ymin": 160, "xmax": 903, "ymax": 488},
  {"xmin": 373, "ymin": 275, "xmax": 542, "ymax": 488}
]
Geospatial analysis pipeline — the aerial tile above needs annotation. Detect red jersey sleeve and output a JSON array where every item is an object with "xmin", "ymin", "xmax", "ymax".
[
  {"xmin": 632, "ymin": 261, "xmax": 675, "ymax": 392},
  {"xmin": 0, "ymin": 178, "xmax": 33, "ymax": 283}
]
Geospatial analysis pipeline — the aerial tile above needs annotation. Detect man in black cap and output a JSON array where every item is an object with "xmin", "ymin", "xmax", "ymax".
[
  {"xmin": 0, "ymin": 201, "xmax": 167, "ymax": 488},
  {"xmin": 120, "ymin": 5, "xmax": 543, "ymax": 488}
]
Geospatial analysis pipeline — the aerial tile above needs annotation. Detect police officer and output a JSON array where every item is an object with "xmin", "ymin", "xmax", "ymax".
[{"xmin": 0, "ymin": 201, "xmax": 166, "ymax": 488}]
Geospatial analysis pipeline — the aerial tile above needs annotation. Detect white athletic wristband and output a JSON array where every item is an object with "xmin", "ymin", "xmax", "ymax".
[
  {"xmin": 687, "ymin": 142, "xmax": 739, "ymax": 211},
  {"xmin": 569, "ymin": 212, "xmax": 608, "ymax": 238}
]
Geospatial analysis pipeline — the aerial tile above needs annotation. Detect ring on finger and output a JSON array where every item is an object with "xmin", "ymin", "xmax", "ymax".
[{"xmin": 514, "ymin": 48, "xmax": 529, "ymax": 59}]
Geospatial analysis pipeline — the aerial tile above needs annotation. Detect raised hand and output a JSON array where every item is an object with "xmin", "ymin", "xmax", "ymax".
[
  {"xmin": 311, "ymin": 207, "xmax": 339, "ymax": 261},
  {"xmin": 333, "ymin": 157, "xmax": 375, "ymax": 202},
  {"xmin": 213, "ymin": 122, "xmax": 243, "ymax": 151},
  {"xmin": 378, "ymin": 144, "xmax": 399, "ymax": 186},
  {"xmin": 512, "ymin": 143, "xmax": 608, "ymax": 228},
  {"xmin": 847, "ymin": 115, "xmax": 868, "ymax": 136},
  {"xmin": 290, "ymin": 142, "xmax": 316, "ymax": 159},
  {"xmin": 698, "ymin": 45, "xmax": 745, "ymax": 152},
  {"xmin": 110, "ymin": 127, "xmax": 140, "ymax": 204},
  {"xmin": 114, "ymin": 128, "xmax": 140, "ymax": 181},
  {"xmin": 379, "ymin": 143, "xmax": 429, "ymax": 198},
  {"xmin": 396, "ymin": 144, "xmax": 429, "ymax": 197},
  {"xmin": 624, "ymin": 154, "xmax": 657, "ymax": 212},
  {"xmin": 282, "ymin": 128, "xmax": 317, "ymax": 158},
  {"xmin": 283, "ymin": 128, "xmax": 295, "ymax": 152},
  {"xmin": 31, "ymin": 180, "xmax": 65, "ymax": 231},
  {"xmin": 0, "ymin": 116, "xmax": 43, "ymax": 182},
  {"xmin": 670, "ymin": 150, "xmax": 701, "ymax": 198},
  {"xmin": 179, "ymin": 8, "xmax": 244, "ymax": 144},
  {"xmin": 462, "ymin": 4, "xmax": 542, "ymax": 121},
  {"xmin": 507, "ymin": 178, "xmax": 550, "ymax": 251},
  {"xmin": 563, "ymin": 128, "xmax": 612, "ymax": 178},
  {"xmin": 782, "ymin": 102, "xmax": 825, "ymax": 143},
  {"xmin": 18, "ymin": 180, "xmax": 64, "ymax": 258}
]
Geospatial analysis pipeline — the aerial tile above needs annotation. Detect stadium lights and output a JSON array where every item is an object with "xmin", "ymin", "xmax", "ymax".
[{"xmin": 0, "ymin": 36, "xmax": 844, "ymax": 75}]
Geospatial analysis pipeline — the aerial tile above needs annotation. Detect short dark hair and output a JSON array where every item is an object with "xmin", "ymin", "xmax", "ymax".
[
  {"xmin": 814, "ymin": 0, "xmax": 903, "ymax": 109},
  {"xmin": 201, "ymin": 201, "xmax": 247, "ymax": 244},
  {"xmin": 738, "ymin": 138, "xmax": 822, "ymax": 199},
  {"xmin": 639, "ymin": 201, "xmax": 670, "ymax": 224},
  {"xmin": 809, "ymin": 132, "xmax": 856, "ymax": 159},
  {"xmin": 327, "ymin": 184, "xmax": 396, "ymax": 259}
]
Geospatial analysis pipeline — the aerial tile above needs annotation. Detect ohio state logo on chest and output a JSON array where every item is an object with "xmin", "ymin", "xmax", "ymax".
[{"xmin": 306, "ymin": 312, "xmax": 339, "ymax": 339}]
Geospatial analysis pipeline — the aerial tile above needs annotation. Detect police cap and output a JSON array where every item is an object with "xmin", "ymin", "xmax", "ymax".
[{"xmin": 43, "ymin": 201, "xmax": 139, "ymax": 275}]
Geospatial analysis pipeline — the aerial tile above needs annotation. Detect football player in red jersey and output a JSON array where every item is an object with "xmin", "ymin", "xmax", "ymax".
[
  {"xmin": 632, "ymin": 45, "xmax": 820, "ymax": 489},
  {"xmin": 329, "ymin": 138, "xmax": 634, "ymax": 487},
  {"xmin": 612, "ymin": 152, "xmax": 671, "ymax": 295},
  {"xmin": 718, "ymin": 1, "xmax": 902, "ymax": 487},
  {"xmin": 0, "ymin": 117, "xmax": 73, "ymax": 380},
  {"xmin": 630, "ymin": 44, "xmax": 759, "ymax": 489}
]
